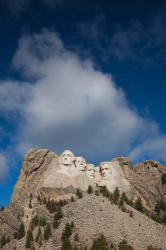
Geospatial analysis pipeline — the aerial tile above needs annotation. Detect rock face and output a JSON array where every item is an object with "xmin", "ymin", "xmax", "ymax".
[
  {"xmin": 1, "ymin": 148, "xmax": 166, "ymax": 249},
  {"xmin": 12, "ymin": 150, "xmax": 137, "ymax": 206}
]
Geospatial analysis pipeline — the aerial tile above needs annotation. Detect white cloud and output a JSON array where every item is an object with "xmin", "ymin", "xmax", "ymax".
[
  {"xmin": 0, "ymin": 29, "xmax": 166, "ymax": 167},
  {"xmin": 12, "ymin": 30, "xmax": 143, "ymax": 159},
  {"xmin": 0, "ymin": 81, "xmax": 31, "ymax": 119}
]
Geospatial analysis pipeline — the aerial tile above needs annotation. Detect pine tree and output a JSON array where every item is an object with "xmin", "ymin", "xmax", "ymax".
[
  {"xmin": 25, "ymin": 230, "xmax": 33, "ymax": 249},
  {"xmin": 118, "ymin": 195, "xmax": 124, "ymax": 208},
  {"xmin": 61, "ymin": 222, "xmax": 74, "ymax": 241},
  {"xmin": 56, "ymin": 205, "xmax": 63, "ymax": 220},
  {"xmin": 74, "ymin": 233, "xmax": 79, "ymax": 242},
  {"xmin": 72, "ymin": 246, "xmax": 80, "ymax": 250},
  {"xmin": 112, "ymin": 187, "xmax": 120, "ymax": 204},
  {"xmin": 39, "ymin": 217, "xmax": 46, "ymax": 227},
  {"xmin": 134, "ymin": 197, "xmax": 143, "ymax": 213},
  {"xmin": 61, "ymin": 238, "xmax": 72, "ymax": 250},
  {"xmin": 0, "ymin": 235, "xmax": 7, "ymax": 247},
  {"xmin": 76, "ymin": 188, "xmax": 83, "ymax": 199},
  {"xmin": 99, "ymin": 186, "xmax": 110, "ymax": 198},
  {"xmin": 118, "ymin": 239, "xmax": 133, "ymax": 250},
  {"xmin": 44, "ymin": 223, "xmax": 52, "ymax": 240},
  {"xmin": 37, "ymin": 195, "xmax": 42, "ymax": 205},
  {"xmin": 87, "ymin": 185, "xmax": 93, "ymax": 194},
  {"xmin": 30, "ymin": 215, "xmax": 39, "ymax": 230},
  {"xmin": 121, "ymin": 193, "xmax": 130, "ymax": 205},
  {"xmin": 17, "ymin": 222, "xmax": 25, "ymax": 239},
  {"xmin": 53, "ymin": 217, "xmax": 60, "ymax": 229},
  {"xmin": 71, "ymin": 196, "xmax": 75, "ymax": 202},
  {"xmin": 35, "ymin": 227, "xmax": 42, "ymax": 243},
  {"xmin": 161, "ymin": 173, "xmax": 166, "ymax": 185},
  {"xmin": 91, "ymin": 234, "xmax": 109, "ymax": 250}
]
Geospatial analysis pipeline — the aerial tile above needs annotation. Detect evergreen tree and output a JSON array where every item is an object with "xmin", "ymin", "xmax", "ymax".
[
  {"xmin": 0, "ymin": 235, "xmax": 7, "ymax": 247},
  {"xmin": 14, "ymin": 231, "xmax": 18, "ymax": 239},
  {"xmin": 53, "ymin": 217, "xmax": 60, "ymax": 229},
  {"xmin": 87, "ymin": 185, "xmax": 93, "ymax": 194},
  {"xmin": 91, "ymin": 234, "xmax": 109, "ymax": 250},
  {"xmin": 147, "ymin": 246, "xmax": 162, "ymax": 250},
  {"xmin": 162, "ymin": 212, "xmax": 166, "ymax": 224},
  {"xmin": 61, "ymin": 238, "xmax": 72, "ymax": 250},
  {"xmin": 121, "ymin": 193, "xmax": 130, "ymax": 205},
  {"xmin": 35, "ymin": 227, "xmax": 42, "ymax": 243},
  {"xmin": 17, "ymin": 222, "xmax": 25, "ymax": 239},
  {"xmin": 99, "ymin": 186, "xmax": 110, "ymax": 198},
  {"xmin": 134, "ymin": 197, "xmax": 143, "ymax": 213},
  {"xmin": 43, "ymin": 197, "xmax": 47, "ymax": 204},
  {"xmin": 44, "ymin": 223, "xmax": 52, "ymax": 240},
  {"xmin": 46, "ymin": 199, "xmax": 57, "ymax": 213},
  {"xmin": 159, "ymin": 199, "xmax": 166, "ymax": 211},
  {"xmin": 61, "ymin": 222, "xmax": 74, "ymax": 242},
  {"xmin": 112, "ymin": 187, "xmax": 120, "ymax": 204},
  {"xmin": 71, "ymin": 196, "xmax": 75, "ymax": 202},
  {"xmin": 95, "ymin": 190, "xmax": 99, "ymax": 196},
  {"xmin": 118, "ymin": 195, "xmax": 124, "ymax": 208},
  {"xmin": 155, "ymin": 201, "xmax": 161, "ymax": 216},
  {"xmin": 37, "ymin": 195, "xmax": 42, "ymax": 205},
  {"xmin": 30, "ymin": 215, "xmax": 39, "ymax": 229},
  {"xmin": 55, "ymin": 205, "xmax": 63, "ymax": 220},
  {"xmin": 118, "ymin": 239, "xmax": 133, "ymax": 250},
  {"xmin": 74, "ymin": 233, "xmax": 79, "ymax": 242},
  {"xmin": 161, "ymin": 173, "xmax": 166, "ymax": 185},
  {"xmin": 39, "ymin": 217, "xmax": 46, "ymax": 227},
  {"xmin": 25, "ymin": 230, "xmax": 33, "ymax": 249},
  {"xmin": 72, "ymin": 246, "xmax": 80, "ymax": 250},
  {"xmin": 76, "ymin": 188, "xmax": 83, "ymax": 199}
]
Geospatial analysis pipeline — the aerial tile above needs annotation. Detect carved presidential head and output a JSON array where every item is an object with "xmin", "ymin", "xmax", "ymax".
[
  {"xmin": 85, "ymin": 164, "xmax": 95, "ymax": 179},
  {"xmin": 100, "ymin": 162, "xmax": 112, "ymax": 179},
  {"xmin": 75, "ymin": 157, "xmax": 86, "ymax": 171},
  {"xmin": 60, "ymin": 150, "xmax": 75, "ymax": 166}
]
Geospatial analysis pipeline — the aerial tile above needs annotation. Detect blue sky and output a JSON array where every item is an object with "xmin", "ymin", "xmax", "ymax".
[{"xmin": 0, "ymin": 0, "xmax": 166, "ymax": 206}]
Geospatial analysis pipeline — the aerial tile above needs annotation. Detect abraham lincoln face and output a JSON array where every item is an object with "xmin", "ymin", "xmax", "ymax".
[{"xmin": 100, "ymin": 162, "xmax": 112, "ymax": 179}]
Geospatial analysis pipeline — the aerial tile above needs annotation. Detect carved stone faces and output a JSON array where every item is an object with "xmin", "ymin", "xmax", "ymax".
[
  {"xmin": 60, "ymin": 150, "xmax": 75, "ymax": 166},
  {"xmin": 85, "ymin": 164, "xmax": 95, "ymax": 179},
  {"xmin": 75, "ymin": 157, "xmax": 86, "ymax": 171},
  {"xmin": 100, "ymin": 162, "xmax": 112, "ymax": 180}
]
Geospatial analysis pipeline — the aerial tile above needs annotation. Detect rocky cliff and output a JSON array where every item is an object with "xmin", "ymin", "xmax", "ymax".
[{"xmin": 1, "ymin": 148, "xmax": 166, "ymax": 250}]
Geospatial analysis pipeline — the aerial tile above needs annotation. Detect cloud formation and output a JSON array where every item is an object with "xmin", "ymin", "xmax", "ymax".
[
  {"xmin": 110, "ymin": 16, "xmax": 166, "ymax": 67},
  {"xmin": 0, "ymin": 29, "xmax": 166, "ymax": 183},
  {"xmin": 2, "ymin": 0, "xmax": 65, "ymax": 15}
]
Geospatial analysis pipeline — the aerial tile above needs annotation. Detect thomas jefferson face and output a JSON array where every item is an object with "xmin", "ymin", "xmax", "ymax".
[
  {"xmin": 85, "ymin": 164, "xmax": 95, "ymax": 179},
  {"xmin": 100, "ymin": 162, "xmax": 112, "ymax": 179},
  {"xmin": 75, "ymin": 157, "xmax": 86, "ymax": 171},
  {"xmin": 60, "ymin": 150, "xmax": 75, "ymax": 166}
]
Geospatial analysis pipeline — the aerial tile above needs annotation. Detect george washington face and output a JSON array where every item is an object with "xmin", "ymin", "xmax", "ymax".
[{"xmin": 60, "ymin": 150, "xmax": 75, "ymax": 166}]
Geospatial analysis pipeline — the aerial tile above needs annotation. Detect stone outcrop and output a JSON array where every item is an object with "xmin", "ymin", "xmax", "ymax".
[{"xmin": 1, "ymin": 148, "xmax": 166, "ymax": 249}]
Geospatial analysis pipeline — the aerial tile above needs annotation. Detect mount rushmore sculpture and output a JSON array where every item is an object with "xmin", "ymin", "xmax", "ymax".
[
  {"xmin": 12, "ymin": 148, "xmax": 134, "ymax": 206},
  {"xmin": 42, "ymin": 149, "xmax": 133, "ymax": 197}
]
